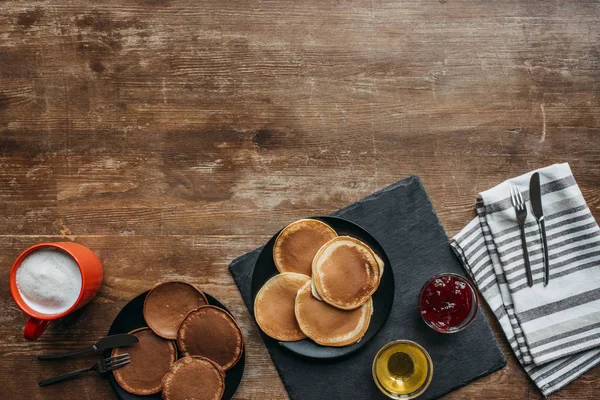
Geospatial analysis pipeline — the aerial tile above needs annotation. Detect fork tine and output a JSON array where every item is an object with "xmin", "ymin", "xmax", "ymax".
[
  {"xmin": 105, "ymin": 355, "xmax": 130, "ymax": 367},
  {"xmin": 517, "ymin": 189, "xmax": 525, "ymax": 205},
  {"xmin": 106, "ymin": 353, "xmax": 129, "ymax": 362},
  {"xmin": 509, "ymin": 187, "xmax": 516, "ymax": 207},
  {"xmin": 106, "ymin": 359, "xmax": 130, "ymax": 371},
  {"xmin": 515, "ymin": 187, "xmax": 525, "ymax": 210}
]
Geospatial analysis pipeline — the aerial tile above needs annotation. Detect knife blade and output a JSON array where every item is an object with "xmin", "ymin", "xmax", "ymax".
[
  {"xmin": 529, "ymin": 172, "xmax": 550, "ymax": 286},
  {"xmin": 38, "ymin": 334, "xmax": 139, "ymax": 360}
]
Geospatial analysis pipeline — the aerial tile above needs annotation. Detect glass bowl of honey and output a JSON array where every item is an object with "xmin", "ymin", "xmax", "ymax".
[
  {"xmin": 418, "ymin": 273, "xmax": 478, "ymax": 333},
  {"xmin": 372, "ymin": 340, "xmax": 433, "ymax": 399}
]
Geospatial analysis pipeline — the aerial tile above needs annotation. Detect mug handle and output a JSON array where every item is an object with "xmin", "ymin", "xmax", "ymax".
[{"xmin": 24, "ymin": 318, "xmax": 50, "ymax": 341}]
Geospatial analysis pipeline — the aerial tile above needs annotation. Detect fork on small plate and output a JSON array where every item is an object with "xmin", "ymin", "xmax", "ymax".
[
  {"xmin": 510, "ymin": 186, "xmax": 534, "ymax": 287},
  {"xmin": 39, "ymin": 353, "xmax": 130, "ymax": 387}
]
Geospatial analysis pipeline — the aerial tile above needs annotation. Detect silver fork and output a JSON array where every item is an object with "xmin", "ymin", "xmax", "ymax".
[
  {"xmin": 510, "ymin": 186, "xmax": 534, "ymax": 287},
  {"xmin": 39, "ymin": 353, "xmax": 130, "ymax": 387}
]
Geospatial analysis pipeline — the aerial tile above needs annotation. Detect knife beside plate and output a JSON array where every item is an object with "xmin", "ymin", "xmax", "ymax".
[
  {"xmin": 529, "ymin": 172, "xmax": 550, "ymax": 286},
  {"xmin": 37, "ymin": 333, "xmax": 139, "ymax": 360}
]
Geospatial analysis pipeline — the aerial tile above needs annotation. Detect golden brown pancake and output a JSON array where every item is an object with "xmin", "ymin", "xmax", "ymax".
[
  {"xmin": 111, "ymin": 327, "xmax": 177, "ymax": 395},
  {"xmin": 177, "ymin": 305, "xmax": 244, "ymax": 371},
  {"xmin": 295, "ymin": 281, "xmax": 372, "ymax": 347},
  {"xmin": 144, "ymin": 281, "xmax": 208, "ymax": 340},
  {"xmin": 312, "ymin": 251, "xmax": 384, "ymax": 298},
  {"xmin": 254, "ymin": 273, "xmax": 310, "ymax": 341},
  {"xmin": 161, "ymin": 356, "xmax": 225, "ymax": 400},
  {"xmin": 273, "ymin": 219, "xmax": 337, "ymax": 276},
  {"xmin": 312, "ymin": 236, "xmax": 381, "ymax": 310}
]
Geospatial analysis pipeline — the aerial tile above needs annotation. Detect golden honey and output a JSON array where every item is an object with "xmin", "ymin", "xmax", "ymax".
[{"xmin": 372, "ymin": 340, "xmax": 433, "ymax": 399}]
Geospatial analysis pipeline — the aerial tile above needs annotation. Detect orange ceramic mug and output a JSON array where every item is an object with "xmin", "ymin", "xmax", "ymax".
[{"xmin": 9, "ymin": 242, "xmax": 103, "ymax": 341}]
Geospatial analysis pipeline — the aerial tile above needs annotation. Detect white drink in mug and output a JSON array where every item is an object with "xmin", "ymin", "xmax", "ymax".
[{"xmin": 15, "ymin": 248, "xmax": 83, "ymax": 315}]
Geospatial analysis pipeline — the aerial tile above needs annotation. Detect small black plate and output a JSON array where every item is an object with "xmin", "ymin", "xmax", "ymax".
[
  {"xmin": 106, "ymin": 291, "xmax": 245, "ymax": 400},
  {"xmin": 251, "ymin": 216, "xmax": 395, "ymax": 359}
]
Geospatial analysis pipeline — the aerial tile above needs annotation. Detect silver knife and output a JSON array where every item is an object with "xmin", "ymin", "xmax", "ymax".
[
  {"xmin": 37, "ymin": 334, "xmax": 139, "ymax": 360},
  {"xmin": 529, "ymin": 172, "xmax": 550, "ymax": 286}
]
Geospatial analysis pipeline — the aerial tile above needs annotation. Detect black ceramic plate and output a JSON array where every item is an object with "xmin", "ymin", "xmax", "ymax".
[
  {"xmin": 251, "ymin": 216, "xmax": 395, "ymax": 359},
  {"xmin": 106, "ymin": 291, "xmax": 245, "ymax": 400}
]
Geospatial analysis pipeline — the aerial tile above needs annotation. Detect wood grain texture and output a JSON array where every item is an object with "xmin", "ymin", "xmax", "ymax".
[{"xmin": 0, "ymin": 0, "xmax": 598, "ymax": 399}]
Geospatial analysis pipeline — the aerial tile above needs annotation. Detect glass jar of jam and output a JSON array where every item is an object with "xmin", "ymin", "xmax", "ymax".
[{"xmin": 418, "ymin": 273, "xmax": 478, "ymax": 333}]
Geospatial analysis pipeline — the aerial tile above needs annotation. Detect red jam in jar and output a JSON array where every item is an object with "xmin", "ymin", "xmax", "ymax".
[{"xmin": 418, "ymin": 273, "xmax": 478, "ymax": 333}]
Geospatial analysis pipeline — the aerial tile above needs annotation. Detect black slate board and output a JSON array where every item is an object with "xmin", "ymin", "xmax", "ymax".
[{"xmin": 230, "ymin": 175, "xmax": 506, "ymax": 400}]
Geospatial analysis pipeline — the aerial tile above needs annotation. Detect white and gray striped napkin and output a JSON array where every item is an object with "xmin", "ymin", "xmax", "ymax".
[{"xmin": 451, "ymin": 163, "xmax": 600, "ymax": 396}]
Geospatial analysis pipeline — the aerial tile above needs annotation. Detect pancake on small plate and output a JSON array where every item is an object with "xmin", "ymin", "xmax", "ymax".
[
  {"xmin": 111, "ymin": 327, "xmax": 177, "ymax": 395},
  {"xmin": 177, "ymin": 305, "xmax": 244, "ymax": 371},
  {"xmin": 312, "ymin": 236, "xmax": 381, "ymax": 310},
  {"xmin": 144, "ymin": 281, "xmax": 208, "ymax": 340},
  {"xmin": 254, "ymin": 272, "xmax": 310, "ymax": 341},
  {"xmin": 162, "ymin": 356, "xmax": 225, "ymax": 400},
  {"xmin": 273, "ymin": 219, "xmax": 337, "ymax": 276},
  {"xmin": 295, "ymin": 281, "xmax": 372, "ymax": 347}
]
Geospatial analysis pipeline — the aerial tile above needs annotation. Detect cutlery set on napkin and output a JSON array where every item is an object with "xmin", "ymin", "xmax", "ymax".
[
  {"xmin": 451, "ymin": 163, "xmax": 600, "ymax": 396},
  {"xmin": 508, "ymin": 171, "xmax": 551, "ymax": 288}
]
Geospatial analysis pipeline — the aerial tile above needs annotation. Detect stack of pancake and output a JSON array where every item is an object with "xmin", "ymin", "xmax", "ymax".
[
  {"xmin": 112, "ymin": 281, "xmax": 243, "ymax": 400},
  {"xmin": 255, "ymin": 219, "xmax": 384, "ymax": 347}
]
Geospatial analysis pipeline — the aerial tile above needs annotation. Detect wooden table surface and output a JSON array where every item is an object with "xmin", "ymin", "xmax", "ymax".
[{"xmin": 1, "ymin": 1, "xmax": 598, "ymax": 399}]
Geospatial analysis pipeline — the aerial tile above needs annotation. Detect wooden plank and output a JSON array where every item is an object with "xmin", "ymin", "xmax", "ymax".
[{"xmin": 0, "ymin": 0, "xmax": 598, "ymax": 398}]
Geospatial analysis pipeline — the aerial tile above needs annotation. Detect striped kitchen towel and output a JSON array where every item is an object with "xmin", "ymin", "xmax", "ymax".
[{"xmin": 451, "ymin": 163, "xmax": 600, "ymax": 396}]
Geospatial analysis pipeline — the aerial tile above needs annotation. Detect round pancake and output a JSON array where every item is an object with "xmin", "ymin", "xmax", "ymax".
[
  {"xmin": 144, "ymin": 281, "xmax": 208, "ymax": 340},
  {"xmin": 177, "ymin": 305, "xmax": 244, "ymax": 371},
  {"xmin": 254, "ymin": 272, "xmax": 310, "ymax": 341},
  {"xmin": 312, "ymin": 236, "xmax": 381, "ymax": 310},
  {"xmin": 312, "ymin": 250, "xmax": 384, "ymax": 299},
  {"xmin": 111, "ymin": 327, "xmax": 177, "ymax": 395},
  {"xmin": 295, "ymin": 281, "xmax": 373, "ymax": 347},
  {"xmin": 273, "ymin": 219, "xmax": 337, "ymax": 276},
  {"xmin": 162, "ymin": 356, "xmax": 225, "ymax": 400}
]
